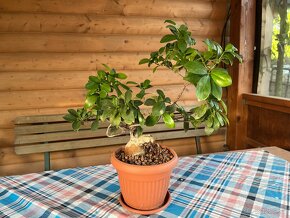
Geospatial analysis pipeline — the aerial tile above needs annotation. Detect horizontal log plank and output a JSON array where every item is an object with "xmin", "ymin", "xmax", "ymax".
[
  {"xmin": 0, "ymin": 0, "xmax": 227, "ymax": 19},
  {"xmin": 0, "ymin": 70, "xmax": 184, "ymax": 91},
  {"xmin": 0, "ymin": 135, "xmax": 225, "ymax": 166},
  {"xmin": 0, "ymin": 52, "xmax": 156, "ymax": 71},
  {"xmin": 0, "ymin": 13, "xmax": 223, "ymax": 36},
  {"xmin": 14, "ymin": 128, "xmax": 225, "ymax": 154},
  {"xmin": 0, "ymin": 85, "xmax": 196, "ymax": 110},
  {"xmin": 15, "ymin": 122, "xmax": 188, "ymax": 144},
  {"xmin": 0, "ymin": 101, "xmax": 197, "ymax": 129},
  {"xmin": 0, "ymin": 33, "xmax": 210, "ymax": 52}
]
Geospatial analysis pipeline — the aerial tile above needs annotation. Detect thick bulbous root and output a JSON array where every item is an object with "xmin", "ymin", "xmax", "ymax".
[{"xmin": 124, "ymin": 134, "xmax": 155, "ymax": 156}]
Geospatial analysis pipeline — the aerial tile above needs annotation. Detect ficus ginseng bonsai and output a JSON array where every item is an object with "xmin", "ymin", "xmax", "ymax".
[{"xmin": 64, "ymin": 20, "xmax": 242, "ymax": 157}]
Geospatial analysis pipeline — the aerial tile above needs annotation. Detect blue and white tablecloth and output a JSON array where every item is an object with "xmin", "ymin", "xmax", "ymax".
[{"xmin": 0, "ymin": 150, "xmax": 289, "ymax": 217}]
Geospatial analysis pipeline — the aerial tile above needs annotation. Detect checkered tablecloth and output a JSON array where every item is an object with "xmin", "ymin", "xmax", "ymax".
[{"xmin": 0, "ymin": 150, "xmax": 289, "ymax": 218}]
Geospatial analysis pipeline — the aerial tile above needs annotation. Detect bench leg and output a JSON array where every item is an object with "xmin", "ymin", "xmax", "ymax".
[
  {"xmin": 195, "ymin": 136, "xmax": 202, "ymax": 154},
  {"xmin": 44, "ymin": 152, "xmax": 51, "ymax": 171}
]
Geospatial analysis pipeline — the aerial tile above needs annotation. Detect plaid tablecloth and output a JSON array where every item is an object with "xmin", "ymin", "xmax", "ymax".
[{"xmin": 0, "ymin": 150, "xmax": 289, "ymax": 218}]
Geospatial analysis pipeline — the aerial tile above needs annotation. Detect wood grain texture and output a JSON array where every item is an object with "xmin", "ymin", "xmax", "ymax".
[
  {"xmin": 0, "ymin": 0, "xmax": 227, "ymax": 176},
  {"xmin": 0, "ymin": 85, "xmax": 196, "ymax": 110},
  {"xmin": 0, "ymin": 33, "xmax": 210, "ymax": 52},
  {"xmin": 243, "ymin": 94, "xmax": 290, "ymax": 150},
  {"xmin": 0, "ymin": 70, "xmax": 184, "ymax": 91},
  {"xmin": 0, "ymin": 14, "xmax": 223, "ymax": 36},
  {"xmin": 0, "ymin": 0, "xmax": 227, "ymax": 19},
  {"xmin": 227, "ymin": 0, "xmax": 256, "ymax": 150}
]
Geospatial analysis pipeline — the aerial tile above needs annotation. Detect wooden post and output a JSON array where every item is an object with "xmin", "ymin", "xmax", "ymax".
[{"xmin": 227, "ymin": 0, "xmax": 256, "ymax": 150}]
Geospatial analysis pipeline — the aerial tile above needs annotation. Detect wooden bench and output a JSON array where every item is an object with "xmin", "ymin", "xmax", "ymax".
[{"xmin": 14, "ymin": 114, "xmax": 225, "ymax": 171}]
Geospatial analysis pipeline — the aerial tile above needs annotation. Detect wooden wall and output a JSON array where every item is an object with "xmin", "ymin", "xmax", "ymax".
[
  {"xmin": 242, "ymin": 94, "xmax": 290, "ymax": 150},
  {"xmin": 0, "ymin": 0, "xmax": 228, "ymax": 176}
]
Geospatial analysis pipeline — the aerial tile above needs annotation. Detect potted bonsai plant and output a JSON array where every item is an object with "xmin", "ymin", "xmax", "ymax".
[{"xmin": 64, "ymin": 20, "xmax": 241, "ymax": 214}]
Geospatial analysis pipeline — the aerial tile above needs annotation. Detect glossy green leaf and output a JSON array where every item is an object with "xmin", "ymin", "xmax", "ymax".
[
  {"xmin": 162, "ymin": 113, "xmax": 175, "ymax": 128},
  {"xmin": 177, "ymin": 39, "xmax": 187, "ymax": 52},
  {"xmin": 220, "ymin": 100, "xmax": 228, "ymax": 114},
  {"xmin": 126, "ymin": 81, "xmax": 138, "ymax": 85},
  {"xmin": 125, "ymin": 90, "xmax": 132, "ymax": 104},
  {"xmin": 157, "ymin": 89, "xmax": 165, "ymax": 99},
  {"xmin": 91, "ymin": 120, "xmax": 99, "ymax": 130},
  {"xmin": 89, "ymin": 76, "xmax": 100, "ymax": 83},
  {"xmin": 192, "ymin": 104, "xmax": 208, "ymax": 119},
  {"xmin": 211, "ymin": 79, "xmax": 222, "ymax": 100},
  {"xmin": 216, "ymin": 112, "xmax": 225, "ymax": 126},
  {"xmin": 211, "ymin": 68, "xmax": 232, "ymax": 87},
  {"xmin": 101, "ymin": 83, "xmax": 111, "ymax": 92},
  {"xmin": 99, "ymin": 90, "xmax": 107, "ymax": 98},
  {"xmin": 152, "ymin": 102, "xmax": 166, "ymax": 116},
  {"xmin": 63, "ymin": 114, "xmax": 76, "ymax": 122},
  {"xmin": 145, "ymin": 115, "xmax": 159, "ymax": 126},
  {"xmin": 97, "ymin": 70, "xmax": 106, "ymax": 79},
  {"xmin": 164, "ymin": 19, "xmax": 176, "ymax": 25},
  {"xmin": 160, "ymin": 34, "xmax": 177, "ymax": 43},
  {"xmin": 184, "ymin": 61, "xmax": 207, "ymax": 75},
  {"xmin": 117, "ymin": 73, "xmax": 127, "ymax": 79},
  {"xmin": 68, "ymin": 109, "xmax": 79, "ymax": 117},
  {"xmin": 196, "ymin": 75, "xmax": 211, "ymax": 100},
  {"xmin": 139, "ymin": 58, "xmax": 150, "ymax": 65},
  {"xmin": 144, "ymin": 98, "xmax": 156, "ymax": 106},
  {"xmin": 184, "ymin": 72, "xmax": 203, "ymax": 86},
  {"xmin": 84, "ymin": 95, "xmax": 97, "ymax": 108},
  {"xmin": 72, "ymin": 121, "xmax": 81, "ymax": 130},
  {"xmin": 205, "ymin": 126, "xmax": 214, "ymax": 135}
]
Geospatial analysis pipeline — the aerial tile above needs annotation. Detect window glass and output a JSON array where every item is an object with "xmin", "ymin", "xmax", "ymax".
[{"xmin": 257, "ymin": 0, "xmax": 290, "ymax": 98}]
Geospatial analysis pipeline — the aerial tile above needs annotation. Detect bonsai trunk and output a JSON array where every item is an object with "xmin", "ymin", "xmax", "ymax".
[{"xmin": 124, "ymin": 133, "xmax": 155, "ymax": 156}]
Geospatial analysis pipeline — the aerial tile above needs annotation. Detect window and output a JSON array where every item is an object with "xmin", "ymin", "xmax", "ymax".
[{"xmin": 255, "ymin": 0, "xmax": 290, "ymax": 98}]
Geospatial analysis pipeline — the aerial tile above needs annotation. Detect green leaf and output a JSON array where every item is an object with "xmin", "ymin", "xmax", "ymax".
[
  {"xmin": 126, "ymin": 81, "xmax": 138, "ymax": 85},
  {"xmin": 136, "ymin": 126, "xmax": 143, "ymax": 137},
  {"xmin": 205, "ymin": 126, "xmax": 214, "ymax": 135},
  {"xmin": 111, "ymin": 114, "xmax": 121, "ymax": 126},
  {"xmin": 139, "ymin": 58, "xmax": 150, "ymax": 65},
  {"xmin": 211, "ymin": 79, "xmax": 222, "ymax": 100},
  {"xmin": 211, "ymin": 68, "xmax": 232, "ymax": 87},
  {"xmin": 162, "ymin": 113, "xmax": 175, "ymax": 128},
  {"xmin": 68, "ymin": 109, "xmax": 79, "ymax": 117},
  {"xmin": 137, "ymin": 111, "xmax": 145, "ymax": 124},
  {"xmin": 136, "ymin": 89, "xmax": 145, "ymax": 99},
  {"xmin": 145, "ymin": 115, "xmax": 159, "ymax": 126},
  {"xmin": 144, "ymin": 98, "xmax": 156, "ymax": 106},
  {"xmin": 101, "ymin": 83, "xmax": 111, "ymax": 92},
  {"xmin": 97, "ymin": 70, "xmax": 106, "ymax": 79},
  {"xmin": 102, "ymin": 64, "xmax": 111, "ymax": 72},
  {"xmin": 85, "ymin": 81, "xmax": 97, "ymax": 90},
  {"xmin": 157, "ymin": 89, "xmax": 165, "ymax": 99},
  {"xmin": 122, "ymin": 110, "xmax": 135, "ymax": 124},
  {"xmin": 164, "ymin": 19, "xmax": 176, "ymax": 25},
  {"xmin": 196, "ymin": 75, "xmax": 211, "ymax": 100},
  {"xmin": 133, "ymin": 100, "xmax": 143, "ymax": 107},
  {"xmin": 213, "ymin": 116, "xmax": 220, "ymax": 130},
  {"xmin": 216, "ymin": 112, "xmax": 225, "ymax": 126},
  {"xmin": 220, "ymin": 100, "xmax": 228, "ymax": 114},
  {"xmin": 72, "ymin": 121, "xmax": 81, "ymax": 130},
  {"xmin": 99, "ymin": 90, "xmax": 107, "ymax": 98},
  {"xmin": 164, "ymin": 97, "xmax": 171, "ymax": 103},
  {"xmin": 84, "ymin": 95, "xmax": 97, "ymax": 108},
  {"xmin": 125, "ymin": 90, "xmax": 132, "ymax": 104},
  {"xmin": 89, "ymin": 76, "xmax": 100, "ymax": 83},
  {"xmin": 184, "ymin": 61, "xmax": 207, "ymax": 75},
  {"xmin": 117, "ymin": 73, "xmax": 127, "ymax": 79},
  {"xmin": 63, "ymin": 114, "xmax": 76, "ymax": 122},
  {"xmin": 177, "ymin": 39, "xmax": 187, "ymax": 52},
  {"xmin": 166, "ymin": 104, "xmax": 176, "ymax": 114},
  {"xmin": 160, "ymin": 34, "xmax": 177, "ymax": 43},
  {"xmin": 91, "ymin": 120, "xmax": 99, "ymax": 130},
  {"xmin": 152, "ymin": 102, "xmax": 166, "ymax": 116},
  {"xmin": 184, "ymin": 72, "xmax": 203, "ymax": 86},
  {"xmin": 192, "ymin": 104, "xmax": 208, "ymax": 119},
  {"xmin": 225, "ymin": 43, "xmax": 238, "ymax": 52}
]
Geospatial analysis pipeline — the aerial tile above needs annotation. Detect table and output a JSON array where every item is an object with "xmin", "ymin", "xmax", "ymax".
[{"xmin": 0, "ymin": 147, "xmax": 290, "ymax": 218}]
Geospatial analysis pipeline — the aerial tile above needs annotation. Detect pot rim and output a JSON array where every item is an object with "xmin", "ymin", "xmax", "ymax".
[{"xmin": 111, "ymin": 146, "xmax": 178, "ymax": 173}]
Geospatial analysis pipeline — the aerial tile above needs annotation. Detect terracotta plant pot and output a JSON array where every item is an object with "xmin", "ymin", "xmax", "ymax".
[{"xmin": 111, "ymin": 146, "xmax": 178, "ymax": 212}]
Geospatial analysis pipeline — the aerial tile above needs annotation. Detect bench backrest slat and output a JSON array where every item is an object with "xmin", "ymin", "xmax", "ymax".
[{"xmin": 15, "ymin": 128, "xmax": 225, "ymax": 155}]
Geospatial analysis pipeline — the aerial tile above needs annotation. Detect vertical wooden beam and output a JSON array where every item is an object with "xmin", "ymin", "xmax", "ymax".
[{"xmin": 227, "ymin": 0, "xmax": 256, "ymax": 150}]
